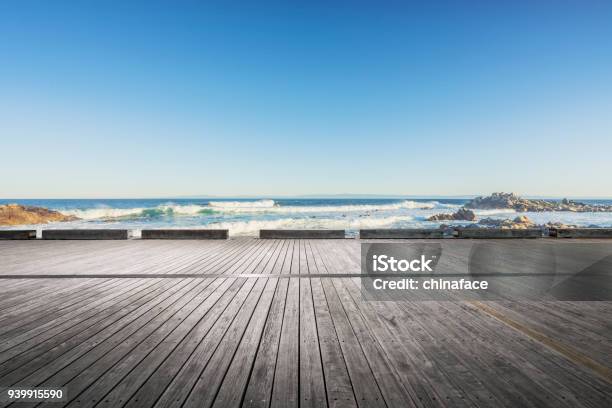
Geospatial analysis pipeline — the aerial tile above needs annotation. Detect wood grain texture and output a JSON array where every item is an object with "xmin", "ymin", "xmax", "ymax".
[{"xmin": 0, "ymin": 238, "xmax": 610, "ymax": 408}]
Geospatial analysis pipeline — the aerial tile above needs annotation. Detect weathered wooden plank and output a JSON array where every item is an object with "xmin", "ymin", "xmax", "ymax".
[
  {"xmin": 148, "ymin": 278, "xmax": 262, "ymax": 408},
  {"xmin": 42, "ymin": 229, "xmax": 129, "ymax": 240},
  {"xmin": 308, "ymin": 282, "xmax": 356, "ymax": 405},
  {"xmin": 551, "ymin": 228, "xmax": 612, "ymax": 238},
  {"xmin": 305, "ymin": 241, "xmax": 356, "ymax": 408},
  {"xmin": 211, "ymin": 243, "xmax": 288, "ymax": 407},
  {"xmin": 360, "ymin": 228, "xmax": 444, "ymax": 239},
  {"xmin": 44, "ymin": 278, "xmax": 235, "ymax": 408},
  {"xmin": 141, "ymin": 229, "xmax": 228, "ymax": 239},
  {"xmin": 242, "ymin": 278, "xmax": 290, "ymax": 407},
  {"xmin": 0, "ymin": 230, "xmax": 36, "ymax": 240},
  {"xmin": 123, "ymin": 241, "xmax": 278, "ymax": 408},
  {"xmin": 298, "ymin": 241, "xmax": 327, "ymax": 408},
  {"xmin": 0, "ymin": 279, "xmax": 195, "ymax": 385},
  {"xmin": 11, "ymin": 278, "xmax": 205, "ymax": 391},
  {"xmin": 0, "ymin": 239, "xmax": 610, "ymax": 408},
  {"xmin": 446, "ymin": 301, "xmax": 607, "ymax": 407},
  {"xmin": 313, "ymin": 241, "xmax": 441, "ymax": 408},
  {"xmin": 10, "ymin": 280, "xmax": 204, "ymax": 393},
  {"xmin": 188, "ymin": 278, "xmax": 279, "ymax": 408},
  {"xmin": 455, "ymin": 228, "xmax": 543, "ymax": 239},
  {"xmin": 260, "ymin": 230, "xmax": 345, "ymax": 239},
  {"xmin": 241, "ymin": 241, "xmax": 292, "ymax": 407},
  {"xmin": 271, "ymin": 277, "xmax": 300, "ymax": 407}
]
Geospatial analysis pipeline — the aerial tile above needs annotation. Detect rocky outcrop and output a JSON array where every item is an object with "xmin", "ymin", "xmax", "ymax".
[
  {"xmin": 476, "ymin": 215, "xmax": 536, "ymax": 229},
  {"xmin": 427, "ymin": 208, "xmax": 476, "ymax": 221},
  {"xmin": 464, "ymin": 192, "xmax": 612, "ymax": 212},
  {"xmin": 0, "ymin": 204, "xmax": 79, "ymax": 226},
  {"xmin": 542, "ymin": 221, "xmax": 579, "ymax": 229}
]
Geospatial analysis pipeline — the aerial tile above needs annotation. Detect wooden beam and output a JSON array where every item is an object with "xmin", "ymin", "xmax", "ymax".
[
  {"xmin": 141, "ymin": 229, "xmax": 228, "ymax": 240},
  {"xmin": 359, "ymin": 228, "xmax": 444, "ymax": 239},
  {"xmin": 42, "ymin": 229, "xmax": 129, "ymax": 240},
  {"xmin": 259, "ymin": 229, "xmax": 345, "ymax": 239},
  {"xmin": 454, "ymin": 228, "xmax": 542, "ymax": 239},
  {"xmin": 551, "ymin": 228, "xmax": 612, "ymax": 238},
  {"xmin": 0, "ymin": 230, "xmax": 36, "ymax": 240}
]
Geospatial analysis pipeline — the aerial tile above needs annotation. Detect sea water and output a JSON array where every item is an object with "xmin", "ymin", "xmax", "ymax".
[{"xmin": 2, "ymin": 198, "xmax": 612, "ymax": 236}]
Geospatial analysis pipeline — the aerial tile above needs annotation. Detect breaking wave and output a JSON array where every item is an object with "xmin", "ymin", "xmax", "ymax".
[
  {"xmin": 208, "ymin": 199, "xmax": 276, "ymax": 208},
  {"xmin": 59, "ymin": 200, "xmax": 445, "ymax": 220},
  {"xmin": 60, "ymin": 204, "xmax": 215, "ymax": 220},
  {"xmin": 208, "ymin": 215, "xmax": 415, "ymax": 236}
]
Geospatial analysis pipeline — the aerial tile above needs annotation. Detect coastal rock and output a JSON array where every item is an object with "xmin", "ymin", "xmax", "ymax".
[
  {"xmin": 427, "ymin": 208, "xmax": 476, "ymax": 221},
  {"xmin": 464, "ymin": 192, "xmax": 612, "ymax": 212},
  {"xmin": 543, "ymin": 221, "xmax": 579, "ymax": 229},
  {"xmin": 0, "ymin": 204, "xmax": 79, "ymax": 226},
  {"xmin": 477, "ymin": 215, "xmax": 536, "ymax": 229}
]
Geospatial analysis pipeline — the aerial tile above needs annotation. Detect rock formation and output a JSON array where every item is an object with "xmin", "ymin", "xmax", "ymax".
[
  {"xmin": 0, "ymin": 204, "xmax": 79, "ymax": 226},
  {"xmin": 476, "ymin": 215, "xmax": 536, "ymax": 229},
  {"xmin": 427, "ymin": 208, "xmax": 476, "ymax": 221},
  {"xmin": 464, "ymin": 192, "xmax": 612, "ymax": 212}
]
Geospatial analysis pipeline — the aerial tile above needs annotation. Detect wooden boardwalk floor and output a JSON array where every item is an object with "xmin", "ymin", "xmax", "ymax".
[{"xmin": 0, "ymin": 238, "xmax": 610, "ymax": 407}]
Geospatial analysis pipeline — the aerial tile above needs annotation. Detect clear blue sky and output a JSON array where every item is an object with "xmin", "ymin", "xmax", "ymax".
[{"xmin": 1, "ymin": 1, "xmax": 611, "ymax": 198}]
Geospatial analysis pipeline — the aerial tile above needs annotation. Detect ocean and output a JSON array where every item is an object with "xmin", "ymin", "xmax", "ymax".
[{"xmin": 2, "ymin": 198, "xmax": 612, "ymax": 236}]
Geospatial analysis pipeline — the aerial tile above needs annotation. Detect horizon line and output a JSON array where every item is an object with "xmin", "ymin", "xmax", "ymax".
[{"xmin": 2, "ymin": 193, "xmax": 612, "ymax": 200}]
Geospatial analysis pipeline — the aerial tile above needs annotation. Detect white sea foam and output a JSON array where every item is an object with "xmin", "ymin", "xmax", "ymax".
[
  {"xmin": 59, "ymin": 203, "xmax": 210, "ymax": 219},
  {"xmin": 60, "ymin": 207, "xmax": 149, "ymax": 220},
  {"xmin": 472, "ymin": 208, "xmax": 517, "ymax": 216},
  {"xmin": 205, "ymin": 200, "xmax": 440, "ymax": 214},
  {"xmin": 208, "ymin": 199, "xmax": 276, "ymax": 208},
  {"xmin": 58, "ymin": 199, "xmax": 443, "ymax": 220},
  {"xmin": 208, "ymin": 215, "xmax": 414, "ymax": 236}
]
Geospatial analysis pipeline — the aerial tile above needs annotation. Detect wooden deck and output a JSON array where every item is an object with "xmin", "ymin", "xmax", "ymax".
[{"xmin": 0, "ymin": 238, "xmax": 610, "ymax": 408}]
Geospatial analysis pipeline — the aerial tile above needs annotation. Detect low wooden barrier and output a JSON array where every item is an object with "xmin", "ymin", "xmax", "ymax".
[
  {"xmin": 454, "ymin": 228, "xmax": 543, "ymax": 239},
  {"xmin": 141, "ymin": 229, "xmax": 228, "ymax": 239},
  {"xmin": 0, "ymin": 230, "xmax": 37, "ymax": 240},
  {"xmin": 359, "ymin": 229, "xmax": 444, "ymax": 239},
  {"xmin": 551, "ymin": 228, "xmax": 612, "ymax": 238},
  {"xmin": 259, "ymin": 229, "xmax": 345, "ymax": 239},
  {"xmin": 42, "ymin": 229, "xmax": 129, "ymax": 240}
]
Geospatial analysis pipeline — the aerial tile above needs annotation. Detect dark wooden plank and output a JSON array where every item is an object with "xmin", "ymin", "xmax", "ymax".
[
  {"xmin": 211, "ymin": 242, "xmax": 288, "ymax": 407},
  {"xmin": 425, "ymin": 301, "xmax": 595, "ymax": 408},
  {"xmin": 260, "ymin": 230, "xmax": 345, "ymax": 239},
  {"xmin": 146, "ymin": 278, "xmax": 261, "ymax": 408},
  {"xmin": 360, "ymin": 229, "xmax": 444, "ymax": 239},
  {"xmin": 306, "ymin": 242, "xmax": 357, "ymax": 408},
  {"xmin": 298, "ymin": 240, "xmax": 327, "ymax": 408},
  {"xmin": 0, "ymin": 230, "xmax": 36, "ymax": 240},
  {"xmin": 141, "ymin": 229, "xmax": 228, "ymax": 240},
  {"xmin": 111, "ymin": 241, "xmax": 284, "ymax": 408},
  {"xmin": 0, "ymin": 279, "xmax": 196, "ymax": 386},
  {"xmin": 0, "ymin": 239, "xmax": 611, "ymax": 408},
  {"xmin": 313, "ymin": 241, "xmax": 440, "ymax": 408},
  {"xmin": 455, "ymin": 228, "xmax": 542, "ymax": 239},
  {"xmin": 242, "ymin": 279, "xmax": 290, "ymax": 407},
  {"xmin": 42, "ymin": 229, "xmax": 129, "ymax": 240},
  {"xmin": 123, "ymin": 241, "xmax": 278, "ymax": 408},
  {"xmin": 239, "ymin": 241, "xmax": 292, "ymax": 407},
  {"xmin": 39, "ymin": 278, "xmax": 232, "ymax": 407},
  {"xmin": 271, "ymin": 255, "xmax": 300, "ymax": 406},
  {"xmin": 189, "ymin": 277, "xmax": 279, "ymax": 408},
  {"xmin": 552, "ymin": 228, "xmax": 612, "ymax": 238},
  {"xmin": 10, "ymin": 278, "xmax": 204, "ymax": 389}
]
